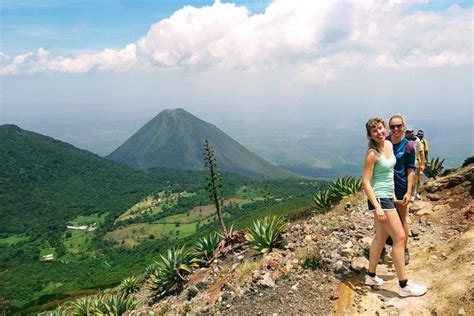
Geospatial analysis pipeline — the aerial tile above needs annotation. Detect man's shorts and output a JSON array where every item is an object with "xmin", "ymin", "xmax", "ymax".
[{"xmin": 368, "ymin": 198, "xmax": 396, "ymax": 211}]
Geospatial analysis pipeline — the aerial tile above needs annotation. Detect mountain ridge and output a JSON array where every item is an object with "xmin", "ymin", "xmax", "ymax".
[{"xmin": 106, "ymin": 109, "xmax": 297, "ymax": 179}]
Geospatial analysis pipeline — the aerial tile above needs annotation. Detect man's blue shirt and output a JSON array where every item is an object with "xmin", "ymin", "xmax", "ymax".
[{"xmin": 392, "ymin": 138, "xmax": 416, "ymax": 199}]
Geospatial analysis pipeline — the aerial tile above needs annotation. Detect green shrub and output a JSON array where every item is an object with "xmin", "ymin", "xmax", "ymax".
[
  {"xmin": 150, "ymin": 246, "xmax": 198, "ymax": 298},
  {"xmin": 91, "ymin": 293, "xmax": 138, "ymax": 316},
  {"xmin": 462, "ymin": 156, "xmax": 474, "ymax": 167},
  {"xmin": 312, "ymin": 188, "xmax": 332, "ymax": 213},
  {"xmin": 301, "ymin": 255, "xmax": 324, "ymax": 270},
  {"xmin": 287, "ymin": 206, "xmax": 312, "ymax": 221},
  {"xmin": 66, "ymin": 295, "xmax": 96, "ymax": 315},
  {"xmin": 327, "ymin": 176, "xmax": 362, "ymax": 200},
  {"xmin": 313, "ymin": 176, "xmax": 362, "ymax": 213},
  {"xmin": 143, "ymin": 263, "xmax": 157, "ymax": 280},
  {"xmin": 246, "ymin": 215, "xmax": 287, "ymax": 253},
  {"xmin": 192, "ymin": 233, "xmax": 220, "ymax": 263},
  {"xmin": 118, "ymin": 276, "xmax": 140, "ymax": 296},
  {"xmin": 425, "ymin": 157, "xmax": 445, "ymax": 179}
]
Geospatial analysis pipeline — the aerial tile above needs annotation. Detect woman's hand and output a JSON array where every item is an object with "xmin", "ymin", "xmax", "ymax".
[
  {"xmin": 402, "ymin": 193, "xmax": 411, "ymax": 205},
  {"xmin": 375, "ymin": 207, "xmax": 387, "ymax": 222}
]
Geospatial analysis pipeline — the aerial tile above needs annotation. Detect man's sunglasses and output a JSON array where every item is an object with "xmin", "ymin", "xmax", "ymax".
[{"xmin": 389, "ymin": 124, "xmax": 403, "ymax": 129}]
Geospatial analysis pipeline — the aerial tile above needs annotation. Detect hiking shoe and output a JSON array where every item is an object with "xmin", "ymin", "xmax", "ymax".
[
  {"xmin": 365, "ymin": 275, "xmax": 384, "ymax": 287},
  {"xmin": 405, "ymin": 248, "xmax": 410, "ymax": 265},
  {"xmin": 399, "ymin": 281, "xmax": 427, "ymax": 297}
]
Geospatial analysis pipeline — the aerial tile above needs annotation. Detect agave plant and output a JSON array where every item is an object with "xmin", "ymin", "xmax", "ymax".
[
  {"xmin": 149, "ymin": 246, "xmax": 198, "ymax": 298},
  {"xmin": 246, "ymin": 215, "xmax": 287, "ymax": 253},
  {"xmin": 91, "ymin": 293, "xmax": 138, "ymax": 316},
  {"xmin": 37, "ymin": 307, "xmax": 69, "ymax": 316},
  {"xmin": 193, "ymin": 233, "xmax": 220, "ymax": 263},
  {"xmin": 66, "ymin": 295, "xmax": 96, "ymax": 315},
  {"xmin": 118, "ymin": 276, "xmax": 140, "ymax": 296},
  {"xmin": 425, "ymin": 157, "xmax": 445, "ymax": 179},
  {"xmin": 312, "ymin": 188, "xmax": 332, "ymax": 213},
  {"xmin": 327, "ymin": 176, "xmax": 362, "ymax": 200},
  {"xmin": 143, "ymin": 262, "xmax": 157, "ymax": 280}
]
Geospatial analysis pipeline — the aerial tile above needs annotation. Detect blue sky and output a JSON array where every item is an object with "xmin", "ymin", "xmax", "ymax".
[
  {"xmin": 1, "ymin": 0, "xmax": 471, "ymax": 56},
  {"xmin": 1, "ymin": 0, "xmax": 271, "ymax": 55}
]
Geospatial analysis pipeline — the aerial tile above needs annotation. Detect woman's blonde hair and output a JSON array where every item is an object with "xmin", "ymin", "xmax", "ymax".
[
  {"xmin": 365, "ymin": 117, "xmax": 386, "ymax": 153},
  {"xmin": 388, "ymin": 114, "xmax": 406, "ymax": 133}
]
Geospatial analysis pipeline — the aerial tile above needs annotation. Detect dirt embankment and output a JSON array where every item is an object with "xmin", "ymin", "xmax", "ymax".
[{"xmin": 130, "ymin": 165, "xmax": 473, "ymax": 315}]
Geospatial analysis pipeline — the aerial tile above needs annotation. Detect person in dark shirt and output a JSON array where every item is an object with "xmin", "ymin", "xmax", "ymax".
[{"xmin": 387, "ymin": 114, "xmax": 416, "ymax": 264}]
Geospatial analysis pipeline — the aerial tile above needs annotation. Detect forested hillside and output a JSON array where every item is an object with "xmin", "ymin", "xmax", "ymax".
[{"xmin": 0, "ymin": 124, "xmax": 324, "ymax": 314}]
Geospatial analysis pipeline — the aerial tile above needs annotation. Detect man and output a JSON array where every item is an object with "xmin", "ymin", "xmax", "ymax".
[
  {"xmin": 417, "ymin": 130, "xmax": 429, "ymax": 165},
  {"xmin": 405, "ymin": 127, "xmax": 424, "ymax": 200}
]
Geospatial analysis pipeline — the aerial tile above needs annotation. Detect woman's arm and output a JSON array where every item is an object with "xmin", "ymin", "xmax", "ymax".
[{"xmin": 362, "ymin": 150, "xmax": 387, "ymax": 222}]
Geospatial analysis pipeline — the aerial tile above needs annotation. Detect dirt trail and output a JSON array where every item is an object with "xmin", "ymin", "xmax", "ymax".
[{"xmin": 335, "ymin": 172, "xmax": 474, "ymax": 315}]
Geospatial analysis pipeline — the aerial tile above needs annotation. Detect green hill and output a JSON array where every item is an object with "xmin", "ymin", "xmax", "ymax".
[
  {"xmin": 106, "ymin": 109, "xmax": 295, "ymax": 179},
  {"xmin": 0, "ymin": 124, "xmax": 211, "ymax": 243}
]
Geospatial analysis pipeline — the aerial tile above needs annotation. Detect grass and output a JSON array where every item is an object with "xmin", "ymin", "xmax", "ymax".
[
  {"xmin": 63, "ymin": 230, "xmax": 92, "ymax": 255},
  {"xmin": 0, "ymin": 234, "xmax": 29, "ymax": 245},
  {"xmin": 116, "ymin": 192, "xmax": 196, "ymax": 222},
  {"xmin": 235, "ymin": 186, "xmax": 262, "ymax": 199},
  {"xmin": 68, "ymin": 213, "xmax": 107, "ymax": 226},
  {"xmin": 104, "ymin": 215, "xmax": 216, "ymax": 248}
]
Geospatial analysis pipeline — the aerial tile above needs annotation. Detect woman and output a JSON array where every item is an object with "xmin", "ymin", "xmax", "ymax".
[
  {"xmin": 362, "ymin": 117, "xmax": 426, "ymax": 297},
  {"xmin": 388, "ymin": 115, "xmax": 416, "ymax": 263}
]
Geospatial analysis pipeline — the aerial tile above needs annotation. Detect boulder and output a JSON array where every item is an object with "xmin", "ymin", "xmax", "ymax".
[
  {"xmin": 350, "ymin": 256, "xmax": 369, "ymax": 272},
  {"xmin": 426, "ymin": 193, "xmax": 440, "ymax": 201}
]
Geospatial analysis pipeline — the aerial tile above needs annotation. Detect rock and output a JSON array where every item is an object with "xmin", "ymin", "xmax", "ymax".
[
  {"xmin": 257, "ymin": 273, "xmax": 276, "ymax": 288},
  {"xmin": 236, "ymin": 254, "xmax": 244, "ymax": 261},
  {"xmin": 409, "ymin": 204, "xmax": 423, "ymax": 213},
  {"xmin": 330, "ymin": 293, "xmax": 339, "ymax": 300},
  {"xmin": 424, "ymin": 182, "xmax": 442, "ymax": 193},
  {"xmin": 410, "ymin": 228, "xmax": 420, "ymax": 237},
  {"xmin": 361, "ymin": 236, "xmax": 373, "ymax": 248},
  {"xmin": 333, "ymin": 260, "xmax": 344, "ymax": 272},
  {"xmin": 417, "ymin": 209, "xmax": 434, "ymax": 216},
  {"xmin": 426, "ymin": 193, "xmax": 440, "ymax": 201},
  {"xmin": 344, "ymin": 240, "xmax": 353, "ymax": 248},
  {"xmin": 458, "ymin": 307, "xmax": 466, "ymax": 315},
  {"xmin": 231, "ymin": 262, "xmax": 240, "ymax": 271},
  {"xmin": 351, "ymin": 257, "xmax": 369, "ymax": 272},
  {"xmin": 186, "ymin": 286, "xmax": 199, "ymax": 300},
  {"xmin": 447, "ymin": 175, "xmax": 464, "ymax": 188}
]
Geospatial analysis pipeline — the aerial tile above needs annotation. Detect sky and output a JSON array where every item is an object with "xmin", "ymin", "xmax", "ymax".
[{"xmin": 1, "ymin": 0, "xmax": 473, "ymax": 171}]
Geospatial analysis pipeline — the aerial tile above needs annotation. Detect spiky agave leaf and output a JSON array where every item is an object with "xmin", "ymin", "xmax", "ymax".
[
  {"xmin": 312, "ymin": 188, "xmax": 332, "ymax": 213},
  {"xmin": 143, "ymin": 263, "xmax": 157, "ymax": 280},
  {"xmin": 193, "ymin": 232, "xmax": 220, "ymax": 263},
  {"xmin": 425, "ymin": 157, "xmax": 445, "ymax": 179},
  {"xmin": 66, "ymin": 295, "xmax": 96, "ymax": 316},
  {"xmin": 37, "ymin": 307, "xmax": 69, "ymax": 316},
  {"xmin": 246, "ymin": 215, "xmax": 287, "ymax": 253},
  {"xmin": 149, "ymin": 246, "xmax": 198, "ymax": 298},
  {"xmin": 91, "ymin": 293, "xmax": 138, "ymax": 316},
  {"xmin": 327, "ymin": 176, "xmax": 362, "ymax": 200},
  {"xmin": 118, "ymin": 276, "xmax": 141, "ymax": 296}
]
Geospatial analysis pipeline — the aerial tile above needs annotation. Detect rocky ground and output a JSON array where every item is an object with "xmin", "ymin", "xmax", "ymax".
[{"xmin": 129, "ymin": 164, "xmax": 473, "ymax": 315}]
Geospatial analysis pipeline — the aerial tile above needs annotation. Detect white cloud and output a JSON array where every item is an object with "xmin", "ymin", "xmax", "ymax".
[{"xmin": 1, "ymin": 0, "xmax": 472, "ymax": 81}]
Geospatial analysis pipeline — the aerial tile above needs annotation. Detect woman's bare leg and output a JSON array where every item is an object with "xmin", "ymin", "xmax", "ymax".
[
  {"xmin": 375, "ymin": 211, "xmax": 407, "ymax": 280},
  {"xmin": 368, "ymin": 221, "xmax": 389, "ymax": 273},
  {"xmin": 396, "ymin": 203, "xmax": 409, "ymax": 248}
]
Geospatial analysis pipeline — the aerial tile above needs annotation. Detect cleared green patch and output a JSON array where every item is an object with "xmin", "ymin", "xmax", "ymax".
[
  {"xmin": 68, "ymin": 212, "xmax": 107, "ymax": 226},
  {"xmin": 235, "ymin": 185, "xmax": 262, "ymax": 199},
  {"xmin": 105, "ymin": 215, "xmax": 216, "ymax": 248},
  {"xmin": 116, "ymin": 192, "xmax": 196, "ymax": 222},
  {"xmin": 63, "ymin": 230, "xmax": 91, "ymax": 255},
  {"xmin": 0, "ymin": 234, "xmax": 29, "ymax": 245}
]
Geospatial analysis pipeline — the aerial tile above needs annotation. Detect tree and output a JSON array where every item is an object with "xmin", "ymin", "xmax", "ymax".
[{"xmin": 203, "ymin": 139, "xmax": 227, "ymax": 234}]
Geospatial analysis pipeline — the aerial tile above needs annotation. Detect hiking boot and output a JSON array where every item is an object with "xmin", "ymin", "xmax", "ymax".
[
  {"xmin": 399, "ymin": 281, "xmax": 427, "ymax": 297},
  {"xmin": 365, "ymin": 275, "xmax": 384, "ymax": 287},
  {"xmin": 405, "ymin": 248, "xmax": 410, "ymax": 265}
]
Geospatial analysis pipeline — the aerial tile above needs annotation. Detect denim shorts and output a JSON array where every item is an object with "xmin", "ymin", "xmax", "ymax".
[{"xmin": 368, "ymin": 198, "xmax": 396, "ymax": 211}]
